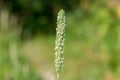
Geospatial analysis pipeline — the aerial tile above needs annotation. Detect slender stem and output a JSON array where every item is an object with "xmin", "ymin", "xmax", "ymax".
[{"xmin": 57, "ymin": 73, "xmax": 59, "ymax": 80}]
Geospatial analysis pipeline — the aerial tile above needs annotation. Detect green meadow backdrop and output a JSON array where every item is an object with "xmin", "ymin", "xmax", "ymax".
[{"xmin": 0, "ymin": 0, "xmax": 120, "ymax": 80}]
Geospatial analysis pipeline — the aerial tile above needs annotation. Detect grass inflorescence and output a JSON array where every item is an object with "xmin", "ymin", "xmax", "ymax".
[{"xmin": 54, "ymin": 9, "xmax": 66, "ymax": 80}]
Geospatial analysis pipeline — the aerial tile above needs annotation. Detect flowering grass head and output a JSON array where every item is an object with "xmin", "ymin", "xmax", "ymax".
[{"xmin": 55, "ymin": 9, "xmax": 66, "ymax": 80}]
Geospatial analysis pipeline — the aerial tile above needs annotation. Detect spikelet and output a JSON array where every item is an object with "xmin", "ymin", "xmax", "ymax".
[{"xmin": 55, "ymin": 9, "xmax": 66, "ymax": 80}]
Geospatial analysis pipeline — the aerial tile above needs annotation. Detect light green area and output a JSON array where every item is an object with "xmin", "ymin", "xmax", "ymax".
[{"xmin": 1, "ymin": 2, "xmax": 120, "ymax": 80}]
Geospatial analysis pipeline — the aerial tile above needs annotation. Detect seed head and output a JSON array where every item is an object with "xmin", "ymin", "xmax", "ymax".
[{"xmin": 55, "ymin": 9, "xmax": 66, "ymax": 80}]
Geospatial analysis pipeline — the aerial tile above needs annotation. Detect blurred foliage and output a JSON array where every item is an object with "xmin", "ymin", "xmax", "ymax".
[
  {"xmin": 0, "ymin": 0, "xmax": 120, "ymax": 80},
  {"xmin": 3, "ymin": 0, "xmax": 80, "ymax": 40}
]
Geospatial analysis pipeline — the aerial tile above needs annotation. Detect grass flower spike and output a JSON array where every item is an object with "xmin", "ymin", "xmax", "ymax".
[{"xmin": 55, "ymin": 9, "xmax": 66, "ymax": 80}]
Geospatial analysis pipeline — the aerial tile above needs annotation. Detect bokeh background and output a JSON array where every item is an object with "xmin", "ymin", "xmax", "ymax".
[{"xmin": 0, "ymin": 0, "xmax": 120, "ymax": 80}]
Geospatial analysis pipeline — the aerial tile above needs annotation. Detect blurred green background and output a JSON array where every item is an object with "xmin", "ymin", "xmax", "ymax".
[{"xmin": 0, "ymin": 0, "xmax": 120, "ymax": 80}]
